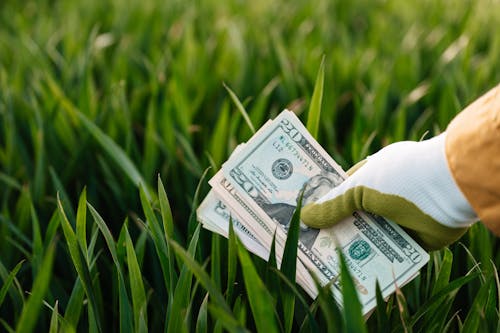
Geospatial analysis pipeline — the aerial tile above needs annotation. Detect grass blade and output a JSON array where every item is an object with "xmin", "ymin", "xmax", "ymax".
[
  {"xmin": 313, "ymin": 272, "xmax": 342, "ymax": 332},
  {"xmin": 63, "ymin": 277, "xmax": 85, "ymax": 331},
  {"xmin": 157, "ymin": 176, "xmax": 174, "ymax": 239},
  {"xmin": 175, "ymin": 131, "xmax": 203, "ymax": 177},
  {"xmin": 157, "ymin": 176, "xmax": 178, "ymax": 296},
  {"xmin": 62, "ymin": 223, "xmax": 99, "ymax": 331},
  {"xmin": 195, "ymin": 293, "xmax": 209, "ymax": 333},
  {"xmin": 30, "ymin": 204, "xmax": 43, "ymax": 276},
  {"xmin": 76, "ymin": 187, "xmax": 88, "ymax": 257},
  {"xmin": 50, "ymin": 167, "xmax": 75, "ymax": 223},
  {"xmin": 338, "ymin": 250, "xmax": 367, "ymax": 333},
  {"xmin": 409, "ymin": 272, "xmax": 480, "ymax": 327},
  {"xmin": 271, "ymin": 268, "xmax": 318, "ymax": 333},
  {"xmin": 124, "ymin": 223, "xmax": 148, "ymax": 332},
  {"xmin": 87, "ymin": 204, "xmax": 133, "ymax": 333},
  {"xmin": 237, "ymin": 234, "xmax": 279, "ymax": 333},
  {"xmin": 169, "ymin": 230, "xmax": 245, "ymax": 331},
  {"xmin": 0, "ymin": 319, "xmax": 15, "ymax": 333},
  {"xmin": 167, "ymin": 224, "xmax": 202, "ymax": 333},
  {"xmin": 0, "ymin": 260, "xmax": 24, "ymax": 308},
  {"xmin": 58, "ymin": 196, "xmax": 102, "ymax": 333},
  {"xmin": 209, "ymin": 102, "xmax": 230, "ymax": 168},
  {"xmin": 226, "ymin": 218, "xmax": 237, "ymax": 302},
  {"xmin": 265, "ymin": 232, "xmax": 280, "ymax": 303},
  {"xmin": 86, "ymin": 203, "xmax": 122, "ymax": 274},
  {"xmin": 207, "ymin": 304, "xmax": 249, "ymax": 333},
  {"xmin": 462, "ymin": 276, "xmax": 494, "ymax": 332},
  {"xmin": 306, "ymin": 56, "xmax": 325, "ymax": 140},
  {"xmin": 74, "ymin": 110, "xmax": 153, "ymax": 200},
  {"xmin": 117, "ymin": 266, "xmax": 134, "ymax": 333},
  {"xmin": 43, "ymin": 211, "xmax": 61, "ymax": 251},
  {"xmin": 232, "ymin": 295, "xmax": 247, "ymax": 327},
  {"xmin": 223, "ymin": 82, "xmax": 255, "ymax": 134},
  {"xmin": 48, "ymin": 301, "xmax": 59, "ymax": 333},
  {"xmin": 140, "ymin": 183, "xmax": 174, "ymax": 292},
  {"xmin": 395, "ymin": 284, "xmax": 411, "ymax": 333},
  {"xmin": 432, "ymin": 248, "xmax": 453, "ymax": 296},
  {"xmin": 0, "ymin": 172, "xmax": 22, "ymax": 191},
  {"xmin": 279, "ymin": 193, "xmax": 302, "ymax": 333},
  {"xmin": 187, "ymin": 167, "xmax": 211, "ymax": 238},
  {"xmin": 211, "ymin": 233, "xmax": 222, "ymax": 290},
  {"xmin": 15, "ymin": 240, "xmax": 56, "ymax": 333},
  {"xmin": 375, "ymin": 280, "xmax": 389, "ymax": 333}
]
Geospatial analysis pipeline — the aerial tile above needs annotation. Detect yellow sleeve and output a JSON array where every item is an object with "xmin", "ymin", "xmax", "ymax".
[{"xmin": 445, "ymin": 84, "xmax": 500, "ymax": 235}]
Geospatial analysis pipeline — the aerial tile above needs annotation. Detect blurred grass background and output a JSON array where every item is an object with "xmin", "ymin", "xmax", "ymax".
[{"xmin": 0, "ymin": 0, "xmax": 499, "ymax": 331}]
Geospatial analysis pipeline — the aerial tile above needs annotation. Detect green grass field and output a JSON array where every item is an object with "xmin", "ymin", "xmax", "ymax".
[{"xmin": 1, "ymin": 0, "xmax": 499, "ymax": 331}]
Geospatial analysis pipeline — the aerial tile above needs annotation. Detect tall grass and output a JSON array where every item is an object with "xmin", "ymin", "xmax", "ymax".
[{"xmin": 1, "ymin": 0, "xmax": 499, "ymax": 331}]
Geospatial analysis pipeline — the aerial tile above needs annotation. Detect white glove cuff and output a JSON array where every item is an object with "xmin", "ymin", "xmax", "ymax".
[{"xmin": 431, "ymin": 133, "xmax": 478, "ymax": 227}]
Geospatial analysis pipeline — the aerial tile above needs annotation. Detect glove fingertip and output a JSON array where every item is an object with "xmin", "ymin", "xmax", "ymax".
[{"xmin": 300, "ymin": 203, "xmax": 338, "ymax": 229}]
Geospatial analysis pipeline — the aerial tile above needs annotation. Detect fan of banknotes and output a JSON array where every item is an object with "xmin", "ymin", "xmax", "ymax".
[{"xmin": 197, "ymin": 109, "xmax": 429, "ymax": 314}]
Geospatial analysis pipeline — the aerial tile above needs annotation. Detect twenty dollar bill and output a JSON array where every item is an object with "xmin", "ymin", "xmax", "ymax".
[{"xmin": 212, "ymin": 110, "xmax": 429, "ymax": 314}]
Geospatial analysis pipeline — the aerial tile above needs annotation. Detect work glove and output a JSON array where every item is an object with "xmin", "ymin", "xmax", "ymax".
[{"xmin": 301, "ymin": 132, "xmax": 478, "ymax": 250}]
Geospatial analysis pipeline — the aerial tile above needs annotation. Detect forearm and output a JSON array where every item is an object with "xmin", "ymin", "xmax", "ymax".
[{"xmin": 445, "ymin": 84, "xmax": 500, "ymax": 235}]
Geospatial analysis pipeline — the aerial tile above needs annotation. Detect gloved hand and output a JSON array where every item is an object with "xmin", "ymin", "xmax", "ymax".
[{"xmin": 301, "ymin": 132, "xmax": 478, "ymax": 250}]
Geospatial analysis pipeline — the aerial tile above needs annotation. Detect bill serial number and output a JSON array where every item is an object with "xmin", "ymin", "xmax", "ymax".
[{"xmin": 273, "ymin": 135, "xmax": 314, "ymax": 172}]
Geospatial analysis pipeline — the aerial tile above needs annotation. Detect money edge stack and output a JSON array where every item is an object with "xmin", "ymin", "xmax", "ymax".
[{"xmin": 197, "ymin": 109, "xmax": 430, "ymax": 315}]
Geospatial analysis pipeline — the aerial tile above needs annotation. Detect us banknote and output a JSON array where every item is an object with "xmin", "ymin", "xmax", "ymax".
[
  {"xmin": 198, "ymin": 143, "xmax": 318, "ymax": 296},
  {"xmin": 197, "ymin": 190, "xmax": 269, "ymax": 259},
  {"xmin": 197, "ymin": 190, "xmax": 319, "ymax": 298},
  {"xmin": 210, "ymin": 110, "xmax": 429, "ymax": 314}
]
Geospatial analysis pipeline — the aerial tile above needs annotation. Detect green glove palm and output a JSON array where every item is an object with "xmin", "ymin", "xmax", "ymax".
[{"xmin": 301, "ymin": 133, "xmax": 477, "ymax": 250}]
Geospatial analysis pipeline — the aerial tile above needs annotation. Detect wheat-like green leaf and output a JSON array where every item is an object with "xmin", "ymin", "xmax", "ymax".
[
  {"xmin": 166, "ymin": 224, "xmax": 201, "ymax": 333},
  {"xmin": 306, "ymin": 56, "xmax": 325, "ymax": 140},
  {"xmin": 375, "ymin": 281, "xmax": 389, "ymax": 332},
  {"xmin": 207, "ymin": 304, "xmax": 249, "ymax": 333},
  {"xmin": 223, "ymin": 82, "xmax": 256, "ymax": 134},
  {"xmin": 124, "ymin": 223, "xmax": 148, "ymax": 332},
  {"xmin": 338, "ymin": 250, "xmax": 367, "ymax": 333},
  {"xmin": 15, "ymin": 241, "xmax": 55, "ymax": 333},
  {"xmin": 209, "ymin": 103, "xmax": 230, "ymax": 168},
  {"xmin": 462, "ymin": 276, "xmax": 494, "ymax": 332},
  {"xmin": 30, "ymin": 204, "xmax": 43, "ymax": 275},
  {"xmin": 279, "ymin": 192, "xmax": 302, "ymax": 333},
  {"xmin": 237, "ymin": 235, "xmax": 279, "ymax": 333},
  {"xmin": 195, "ymin": 293, "xmax": 209, "ymax": 333},
  {"xmin": 271, "ymin": 268, "xmax": 317, "ymax": 333},
  {"xmin": 157, "ymin": 176, "xmax": 178, "ymax": 294},
  {"xmin": 432, "ymin": 248, "xmax": 453, "ymax": 296},
  {"xmin": 226, "ymin": 218, "xmax": 237, "ymax": 302},
  {"xmin": 43, "ymin": 211, "xmax": 61, "ymax": 251},
  {"xmin": 0, "ymin": 260, "xmax": 24, "ymax": 308},
  {"xmin": 76, "ymin": 187, "xmax": 88, "ymax": 258},
  {"xmin": 211, "ymin": 233, "xmax": 222, "ymax": 290},
  {"xmin": 409, "ymin": 272, "xmax": 479, "ymax": 327},
  {"xmin": 48, "ymin": 301, "xmax": 59, "ymax": 333},
  {"xmin": 311, "ymin": 269, "xmax": 341, "ymax": 332},
  {"xmin": 63, "ymin": 277, "xmax": 84, "ymax": 331},
  {"xmin": 87, "ymin": 203, "xmax": 132, "ymax": 332},
  {"xmin": 169, "ymin": 232, "xmax": 247, "ymax": 333},
  {"xmin": 50, "ymin": 167, "xmax": 75, "ymax": 223},
  {"xmin": 140, "ymin": 183, "xmax": 174, "ymax": 292},
  {"xmin": 266, "ymin": 232, "xmax": 279, "ymax": 297},
  {"xmin": 0, "ymin": 172, "xmax": 22, "ymax": 191},
  {"xmin": 394, "ymin": 284, "xmax": 411, "ymax": 333},
  {"xmin": 75, "ymin": 110, "xmax": 153, "ymax": 201},
  {"xmin": 58, "ymin": 196, "xmax": 102, "ymax": 333}
]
